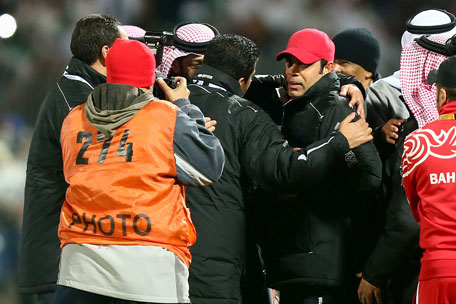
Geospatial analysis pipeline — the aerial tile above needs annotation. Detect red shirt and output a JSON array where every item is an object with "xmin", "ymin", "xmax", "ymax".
[{"xmin": 402, "ymin": 101, "xmax": 456, "ymax": 279}]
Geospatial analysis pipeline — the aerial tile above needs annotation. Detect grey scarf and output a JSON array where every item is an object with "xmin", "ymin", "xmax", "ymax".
[{"xmin": 85, "ymin": 83, "xmax": 157, "ymax": 138}]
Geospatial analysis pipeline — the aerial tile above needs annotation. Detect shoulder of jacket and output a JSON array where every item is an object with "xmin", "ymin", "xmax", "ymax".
[
  {"xmin": 53, "ymin": 77, "xmax": 93, "ymax": 110},
  {"xmin": 367, "ymin": 80, "xmax": 401, "ymax": 98},
  {"xmin": 368, "ymin": 79, "xmax": 388, "ymax": 90},
  {"xmin": 190, "ymin": 84, "xmax": 261, "ymax": 113},
  {"xmin": 148, "ymin": 98, "xmax": 178, "ymax": 110},
  {"xmin": 315, "ymin": 93, "xmax": 352, "ymax": 114},
  {"xmin": 226, "ymin": 95, "xmax": 262, "ymax": 114},
  {"xmin": 59, "ymin": 75, "xmax": 93, "ymax": 95}
]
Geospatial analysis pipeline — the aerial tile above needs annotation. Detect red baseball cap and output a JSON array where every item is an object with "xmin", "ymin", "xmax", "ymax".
[
  {"xmin": 276, "ymin": 28, "xmax": 335, "ymax": 64},
  {"xmin": 107, "ymin": 38, "xmax": 156, "ymax": 88}
]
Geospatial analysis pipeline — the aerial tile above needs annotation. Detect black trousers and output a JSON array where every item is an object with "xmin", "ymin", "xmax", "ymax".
[
  {"xmin": 53, "ymin": 286, "xmax": 182, "ymax": 304},
  {"xmin": 279, "ymin": 286, "xmax": 341, "ymax": 304},
  {"xmin": 280, "ymin": 294, "xmax": 337, "ymax": 304},
  {"xmin": 37, "ymin": 292, "xmax": 55, "ymax": 304}
]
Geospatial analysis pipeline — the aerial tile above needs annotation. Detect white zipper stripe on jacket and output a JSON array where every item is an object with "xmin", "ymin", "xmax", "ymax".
[
  {"xmin": 297, "ymin": 136, "xmax": 335, "ymax": 161},
  {"xmin": 56, "ymin": 82, "xmax": 72, "ymax": 111},
  {"xmin": 58, "ymin": 71, "xmax": 95, "ymax": 111},
  {"xmin": 190, "ymin": 80, "xmax": 227, "ymax": 92},
  {"xmin": 63, "ymin": 71, "xmax": 94, "ymax": 90}
]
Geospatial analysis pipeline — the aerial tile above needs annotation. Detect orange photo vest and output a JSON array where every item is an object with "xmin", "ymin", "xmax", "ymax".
[{"xmin": 59, "ymin": 100, "xmax": 196, "ymax": 267}]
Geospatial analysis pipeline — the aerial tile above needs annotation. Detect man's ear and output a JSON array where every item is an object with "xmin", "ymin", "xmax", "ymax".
[
  {"xmin": 238, "ymin": 77, "xmax": 246, "ymax": 88},
  {"xmin": 238, "ymin": 77, "xmax": 251, "ymax": 95},
  {"xmin": 365, "ymin": 70, "xmax": 373, "ymax": 80},
  {"xmin": 324, "ymin": 61, "xmax": 334, "ymax": 73},
  {"xmin": 171, "ymin": 59, "xmax": 181, "ymax": 75},
  {"xmin": 438, "ymin": 87, "xmax": 448, "ymax": 108},
  {"xmin": 100, "ymin": 45, "xmax": 110, "ymax": 66}
]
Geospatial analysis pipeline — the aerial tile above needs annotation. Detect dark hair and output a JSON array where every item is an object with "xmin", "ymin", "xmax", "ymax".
[
  {"xmin": 70, "ymin": 14, "xmax": 121, "ymax": 65},
  {"xmin": 319, "ymin": 59, "xmax": 328, "ymax": 74},
  {"xmin": 204, "ymin": 34, "xmax": 259, "ymax": 80}
]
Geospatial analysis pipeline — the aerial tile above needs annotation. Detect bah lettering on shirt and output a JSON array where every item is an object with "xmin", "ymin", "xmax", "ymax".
[{"xmin": 430, "ymin": 172, "xmax": 456, "ymax": 184}]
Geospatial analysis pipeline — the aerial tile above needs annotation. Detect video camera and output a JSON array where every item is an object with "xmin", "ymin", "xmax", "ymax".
[
  {"xmin": 131, "ymin": 31, "xmax": 173, "ymax": 66},
  {"xmin": 128, "ymin": 23, "xmax": 219, "ymax": 98},
  {"xmin": 130, "ymin": 31, "xmax": 178, "ymax": 98}
]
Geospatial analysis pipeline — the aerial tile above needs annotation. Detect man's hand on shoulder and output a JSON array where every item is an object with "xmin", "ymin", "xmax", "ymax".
[
  {"xmin": 340, "ymin": 84, "xmax": 365, "ymax": 119},
  {"xmin": 339, "ymin": 113, "xmax": 373, "ymax": 149}
]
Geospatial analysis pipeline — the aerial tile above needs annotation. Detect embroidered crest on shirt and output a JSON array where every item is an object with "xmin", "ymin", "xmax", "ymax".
[{"xmin": 402, "ymin": 126, "xmax": 456, "ymax": 177}]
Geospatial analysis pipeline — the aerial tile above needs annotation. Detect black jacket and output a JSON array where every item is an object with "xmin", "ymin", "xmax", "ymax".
[
  {"xmin": 20, "ymin": 58, "xmax": 106, "ymax": 294},
  {"xmin": 363, "ymin": 82, "xmax": 421, "ymax": 303},
  {"xmin": 243, "ymin": 74, "xmax": 286, "ymax": 125},
  {"xmin": 362, "ymin": 112, "xmax": 421, "ymax": 298},
  {"xmin": 261, "ymin": 72, "xmax": 381, "ymax": 290},
  {"xmin": 186, "ymin": 65, "xmax": 354, "ymax": 304}
]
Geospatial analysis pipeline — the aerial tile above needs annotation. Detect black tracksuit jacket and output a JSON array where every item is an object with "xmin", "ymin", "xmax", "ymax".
[{"xmin": 20, "ymin": 58, "xmax": 106, "ymax": 294}]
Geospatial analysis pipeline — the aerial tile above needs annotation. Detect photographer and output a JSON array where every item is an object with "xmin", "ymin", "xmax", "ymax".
[
  {"xmin": 53, "ymin": 38, "xmax": 224, "ymax": 304},
  {"xmin": 20, "ymin": 14, "xmax": 127, "ymax": 303}
]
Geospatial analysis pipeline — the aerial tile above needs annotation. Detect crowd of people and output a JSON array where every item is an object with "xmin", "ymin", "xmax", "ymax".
[{"xmin": 2, "ymin": 2, "xmax": 456, "ymax": 304}]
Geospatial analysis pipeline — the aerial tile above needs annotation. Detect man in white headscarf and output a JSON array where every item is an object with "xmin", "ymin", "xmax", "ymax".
[
  {"xmin": 366, "ymin": 9, "xmax": 456, "ymax": 145},
  {"xmin": 400, "ymin": 33, "xmax": 455, "ymax": 127},
  {"xmin": 157, "ymin": 22, "xmax": 218, "ymax": 80},
  {"xmin": 124, "ymin": 23, "xmax": 218, "ymax": 81},
  {"xmin": 401, "ymin": 9, "xmax": 456, "ymax": 49}
]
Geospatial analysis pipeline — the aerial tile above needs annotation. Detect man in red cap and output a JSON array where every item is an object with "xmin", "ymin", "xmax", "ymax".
[
  {"xmin": 259, "ymin": 28, "xmax": 381, "ymax": 303},
  {"xmin": 53, "ymin": 38, "xmax": 224, "ymax": 304}
]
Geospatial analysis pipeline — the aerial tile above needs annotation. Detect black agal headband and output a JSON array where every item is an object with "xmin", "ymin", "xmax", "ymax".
[
  {"xmin": 415, "ymin": 34, "xmax": 456, "ymax": 57},
  {"xmin": 406, "ymin": 9, "xmax": 456, "ymax": 35},
  {"xmin": 172, "ymin": 22, "xmax": 219, "ymax": 53}
]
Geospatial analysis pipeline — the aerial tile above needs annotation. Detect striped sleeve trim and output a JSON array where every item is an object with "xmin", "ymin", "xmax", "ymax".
[
  {"xmin": 174, "ymin": 153, "xmax": 213, "ymax": 186},
  {"xmin": 297, "ymin": 136, "xmax": 335, "ymax": 161}
]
